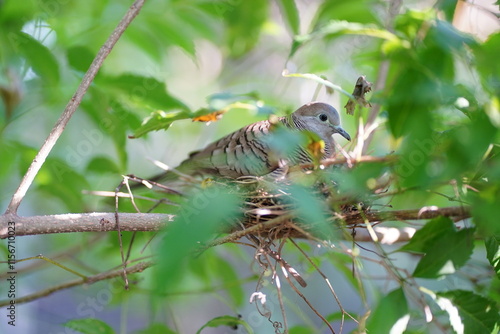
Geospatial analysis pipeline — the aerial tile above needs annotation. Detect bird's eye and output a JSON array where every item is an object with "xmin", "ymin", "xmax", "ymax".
[{"xmin": 319, "ymin": 114, "xmax": 328, "ymax": 122}]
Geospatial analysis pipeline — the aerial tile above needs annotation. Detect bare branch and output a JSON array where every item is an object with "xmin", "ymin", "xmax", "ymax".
[
  {"xmin": 0, "ymin": 212, "xmax": 173, "ymax": 238},
  {"xmin": 0, "ymin": 261, "xmax": 153, "ymax": 307},
  {"xmin": 342, "ymin": 206, "xmax": 470, "ymax": 226},
  {"xmin": 0, "ymin": 206, "xmax": 469, "ymax": 239},
  {"xmin": 4, "ymin": 0, "xmax": 146, "ymax": 215}
]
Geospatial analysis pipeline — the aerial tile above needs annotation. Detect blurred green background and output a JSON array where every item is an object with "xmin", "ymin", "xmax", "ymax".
[{"xmin": 1, "ymin": 0, "xmax": 499, "ymax": 333}]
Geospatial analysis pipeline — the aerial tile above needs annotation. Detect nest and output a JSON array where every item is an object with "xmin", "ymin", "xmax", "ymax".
[{"xmin": 219, "ymin": 172, "xmax": 371, "ymax": 241}]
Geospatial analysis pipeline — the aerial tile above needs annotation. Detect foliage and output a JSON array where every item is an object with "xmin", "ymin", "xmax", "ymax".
[{"xmin": 1, "ymin": 0, "xmax": 500, "ymax": 333}]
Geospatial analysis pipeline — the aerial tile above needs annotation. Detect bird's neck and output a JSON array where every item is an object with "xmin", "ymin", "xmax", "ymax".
[
  {"xmin": 281, "ymin": 114, "xmax": 335, "ymax": 158},
  {"xmin": 282, "ymin": 113, "xmax": 306, "ymax": 129}
]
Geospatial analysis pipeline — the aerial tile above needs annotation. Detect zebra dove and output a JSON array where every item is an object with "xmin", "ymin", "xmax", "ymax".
[{"xmin": 155, "ymin": 102, "xmax": 350, "ymax": 183}]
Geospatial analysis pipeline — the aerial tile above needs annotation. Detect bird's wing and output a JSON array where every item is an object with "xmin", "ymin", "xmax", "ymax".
[{"xmin": 182, "ymin": 120, "xmax": 280, "ymax": 178}]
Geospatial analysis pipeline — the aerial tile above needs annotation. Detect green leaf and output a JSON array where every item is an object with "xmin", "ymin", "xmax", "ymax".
[
  {"xmin": 291, "ymin": 21, "xmax": 403, "ymax": 59},
  {"xmin": 96, "ymin": 74, "xmax": 189, "ymax": 113},
  {"xmin": 64, "ymin": 318, "xmax": 115, "ymax": 334},
  {"xmin": 399, "ymin": 216, "xmax": 454, "ymax": 254},
  {"xmin": 0, "ymin": 1, "xmax": 38, "ymax": 29},
  {"xmin": 428, "ymin": 19, "xmax": 477, "ymax": 52},
  {"xmin": 14, "ymin": 32, "xmax": 60, "ymax": 85},
  {"xmin": 289, "ymin": 325, "xmax": 315, "ymax": 334},
  {"xmin": 437, "ymin": 290, "xmax": 500, "ymax": 334},
  {"xmin": 286, "ymin": 184, "xmax": 332, "ymax": 236},
  {"xmin": 474, "ymin": 32, "xmax": 500, "ymax": 97},
  {"xmin": 333, "ymin": 162, "xmax": 387, "ymax": 198},
  {"xmin": 399, "ymin": 217, "xmax": 475, "ymax": 278},
  {"xmin": 154, "ymin": 186, "xmax": 241, "ymax": 293},
  {"xmin": 366, "ymin": 288, "xmax": 409, "ymax": 333},
  {"xmin": 413, "ymin": 227, "xmax": 474, "ymax": 278},
  {"xmin": 385, "ymin": 68, "xmax": 437, "ymax": 139},
  {"xmin": 86, "ymin": 156, "xmax": 121, "ymax": 174},
  {"xmin": 125, "ymin": 24, "xmax": 163, "ymax": 62},
  {"xmin": 67, "ymin": 45, "xmax": 95, "ymax": 72},
  {"xmin": 131, "ymin": 109, "xmax": 192, "ymax": 138},
  {"xmin": 471, "ymin": 184, "xmax": 500, "ymax": 236},
  {"xmin": 36, "ymin": 158, "xmax": 90, "ymax": 212},
  {"xmin": 444, "ymin": 112, "xmax": 497, "ymax": 182},
  {"xmin": 222, "ymin": 0, "xmax": 269, "ymax": 57},
  {"xmin": 132, "ymin": 93, "xmax": 272, "ymax": 138},
  {"xmin": 81, "ymin": 92, "xmax": 141, "ymax": 169},
  {"xmin": 436, "ymin": 0, "xmax": 460, "ymax": 22},
  {"xmin": 134, "ymin": 323, "xmax": 178, "ymax": 334},
  {"xmin": 312, "ymin": 0, "xmax": 378, "ymax": 27},
  {"xmin": 211, "ymin": 256, "xmax": 245, "ymax": 307},
  {"xmin": 196, "ymin": 315, "xmax": 253, "ymax": 334},
  {"xmin": 277, "ymin": 0, "xmax": 300, "ymax": 35},
  {"xmin": 485, "ymin": 236, "xmax": 500, "ymax": 279},
  {"xmin": 0, "ymin": 140, "xmax": 19, "ymax": 183},
  {"xmin": 147, "ymin": 16, "xmax": 196, "ymax": 56}
]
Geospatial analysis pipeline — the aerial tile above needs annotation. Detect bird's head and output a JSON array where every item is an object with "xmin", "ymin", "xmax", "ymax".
[{"xmin": 292, "ymin": 102, "xmax": 351, "ymax": 142}]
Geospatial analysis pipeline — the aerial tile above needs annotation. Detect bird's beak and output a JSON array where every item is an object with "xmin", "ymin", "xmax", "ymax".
[{"xmin": 334, "ymin": 126, "xmax": 351, "ymax": 141}]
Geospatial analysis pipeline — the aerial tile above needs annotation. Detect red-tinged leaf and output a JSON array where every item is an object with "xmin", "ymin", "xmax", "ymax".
[{"xmin": 192, "ymin": 110, "xmax": 225, "ymax": 123}]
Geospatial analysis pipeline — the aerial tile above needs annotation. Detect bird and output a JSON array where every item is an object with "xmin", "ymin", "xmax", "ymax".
[{"xmin": 150, "ymin": 102, "xmax": 350, "ymax": 185}]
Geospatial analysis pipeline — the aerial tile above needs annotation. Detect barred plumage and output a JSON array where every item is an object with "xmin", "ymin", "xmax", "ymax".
[{"xmin": 158, "ymin": 102, "xmax": 350, "ymax": 183}]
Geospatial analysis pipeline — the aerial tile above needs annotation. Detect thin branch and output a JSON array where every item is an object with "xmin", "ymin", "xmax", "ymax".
[
  {"xmin": 4, "ymin": 0, "xmax": 146, "ymax": 215},
  {"xmin": 299, "ymin": 154, "xmax": 397, "ymax": 170},
  {"xmin": 0, "ymin": 261, "xmax": 153, "ymax": 307},
  {"xmin": 342, "ymin": 206, "xmax": 470, "ymax": 226},
  {"xmin": 0, "ymin": 234, "xmax": 104, "ymax": 280}
]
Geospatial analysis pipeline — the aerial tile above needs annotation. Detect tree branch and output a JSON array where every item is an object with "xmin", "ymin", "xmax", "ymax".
[
  {"xmin": 4, "ymin": 0, "xmax": 146, "ymax": 215},
  {"xmin": 0, "ymin": 206, "xmax": 469, "ymax": 239},
  {"xmin": 0, "ymin": 212, "xmax": 174, "ymax": 238},
  {"xmin": 0, "ymin": 261, "xmax": 153, "ymax": 307}
]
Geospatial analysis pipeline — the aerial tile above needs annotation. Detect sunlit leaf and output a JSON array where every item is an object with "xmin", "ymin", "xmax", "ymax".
[
  {"xmin": 131, "ymin": 109, "xmax": 191, "ymax": 138},
  {"xmin": 312, "ymin": 0, "xmax": 378, "ymax": 27},
  {"xmin": 485, "ymin": 236, "xmax": 500, "ymax": 279},
  {"xmin": 437, "ymin": 290, "xmax": 500, "ymax": 334}
]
